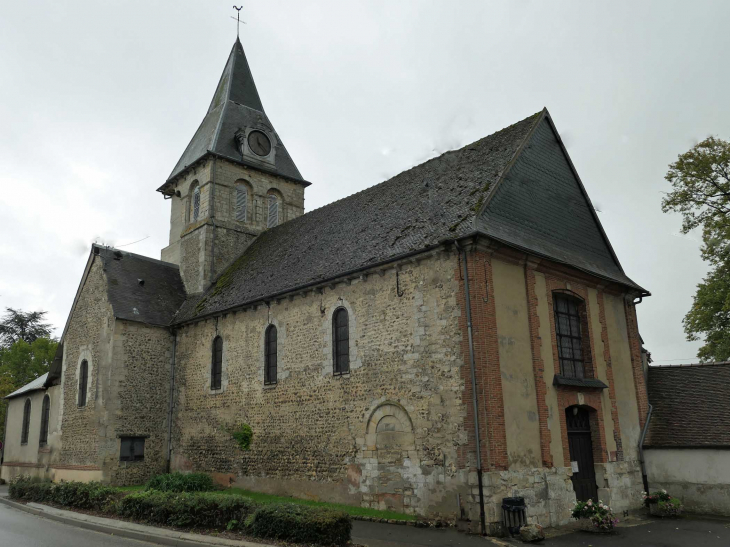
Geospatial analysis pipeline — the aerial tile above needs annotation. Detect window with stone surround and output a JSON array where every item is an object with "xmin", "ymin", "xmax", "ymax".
[
  {"xmin": 20, "ymin": 398, "xmax": 31, "ymax": 445},
  {"xmin": 120, "ymin": 437, "xmax": 145, "ymax": 462},
  {"xmin": 332, "ymin": 307, "xmax": 349, "ymax": 375},
  {"xmin": 264, "ymin": 325, "xmax": 277, "ymax": 385},
  {"xmin": 553, "ymin": 293, "xmax": 591, "ymax": 379},
  {"xmin": 235, "ymin": 182, "xmax": 250, "ymax": 222},
  {"xmin": 211, "ymin": 336, "xmax": 223, "ymax": 390},
  {"xmin": 39, "ymin": 395, "xmax": 50, "ymax": 446},
  {"xmin": 78, "ymin": 359, "xmax": 88, "ymax": 407},
  {"xmin": 192, "ymin": 185, "xmax": 201, "ymax": 221}
]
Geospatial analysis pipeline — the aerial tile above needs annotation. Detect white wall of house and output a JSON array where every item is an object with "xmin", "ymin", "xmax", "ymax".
[{"xmin": 645, "ymin": 448, "xmax": 730, "ymax": 516}]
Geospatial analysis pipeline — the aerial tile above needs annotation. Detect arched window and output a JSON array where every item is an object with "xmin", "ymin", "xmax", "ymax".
[
  {"xmin": 553, "ymin": 293, "xmax": 587, "ymax": 379},
  {"xmin": 39, "ymin": 395, "xmax": 50, "ymax": 446},
  {"xmin": 211, "ymin": 336, "xmax": 223, "ymax": 390},
  {"xmin": 235, "ymin": 183, "xmax": 248, "ymax": 222},
  {"xmin": 21, "ymin": 399, "xmax": 31, "ymax": 445},
  {"xmin": 264, "ymin": 325, "xmax": 277, "ymax": 385},
  {"xmin": 192, "ymin": 185, "xmax": 201, "ymax": 221},
  {"xmin": 267, "ymin": 194, "xmax": 279, "ymax": 228},
  {"xmin": 78, "ymin": 359, "xmax": 88, "ymax": 407},
  {"xmin": 333, "ymin": 308, "xmax": 349, "ymax": 375}
]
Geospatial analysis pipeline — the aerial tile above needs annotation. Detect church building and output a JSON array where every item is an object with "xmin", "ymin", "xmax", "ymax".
[{"xmin": 1, "ymin": 38, "xmax": 650, "ymax": 533}]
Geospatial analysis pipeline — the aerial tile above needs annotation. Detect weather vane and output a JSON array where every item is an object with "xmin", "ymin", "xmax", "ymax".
[{"xmin": 231, "ymin": 6, "xmax": 246, "ymax": 38}]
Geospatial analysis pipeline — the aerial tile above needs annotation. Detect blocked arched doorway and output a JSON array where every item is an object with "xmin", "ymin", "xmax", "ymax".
[{"xmin": 566, "ymin": 406, "xmax": 598, "ymax": 501}]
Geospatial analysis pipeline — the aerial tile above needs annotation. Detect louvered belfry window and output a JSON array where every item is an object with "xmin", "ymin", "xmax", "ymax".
[
  {"xmin": 39, "ymin": 395, "xmax": 50, "ymax": 446},
  {"xmin": 211, "ymin": 336, "xmax": 223, "ymax": 390},
  {"xmin": 333, "ymin": 308, "xmax": 350, "ymax": 375},
  {"xmin": 264, "ymin": 325, "xmax": 277, "ymax": 385},
  {"xmin": 235, "ymin": 184, "xmax": 248, "ymax": 222},
  {"xmin": 554, "ymin": 294, "xmax": 585, "ymax": 378},
  {"xmin": 192, "ymin": 186, "xmax": 201, "ymax": 221},
  {"xmin": 267, "ymin": 194, "xmax": 279, "ymax": 228},
  {"xmin": 78, "ymin": 359, "xmax": 88, "ymax": 407},
  {"xmin": 20, "ymin": 399, "xmax": 31, "ymax": 445}
]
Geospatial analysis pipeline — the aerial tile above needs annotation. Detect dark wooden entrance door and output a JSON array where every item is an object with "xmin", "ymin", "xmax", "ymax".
[{"xmin": 566, "ymin": 407, "xmax": 598, "ymax": 502}]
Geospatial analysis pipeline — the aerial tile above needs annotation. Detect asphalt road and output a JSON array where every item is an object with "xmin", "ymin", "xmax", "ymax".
[{"xmin": 0, "ymin": 502, "xmax": 156, "ymax": 547}]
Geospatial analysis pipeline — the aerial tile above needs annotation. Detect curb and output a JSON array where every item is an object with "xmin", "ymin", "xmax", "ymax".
[{"xmin": 0, "ymin": 496, "xmax": 270, "ymax": 547}]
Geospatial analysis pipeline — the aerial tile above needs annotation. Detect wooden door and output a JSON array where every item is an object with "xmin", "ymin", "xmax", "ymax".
[{"xmin": 566, "ymin": 407, "xmax": 598, "ymax": 502}]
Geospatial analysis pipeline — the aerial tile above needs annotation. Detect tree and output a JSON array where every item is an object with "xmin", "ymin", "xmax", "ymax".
[
  {"xmin": 0, "ymin": 308, "xmax": 53, "ymax": 348},
  {"xmin": 662, "ymin": 137, "xmax": 730, "ymax": 361}
]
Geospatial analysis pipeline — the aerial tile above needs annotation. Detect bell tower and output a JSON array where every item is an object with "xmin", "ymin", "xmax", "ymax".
[{"xmin": 158, "ymin": 38, "xmax": 310, "ymax": 294}]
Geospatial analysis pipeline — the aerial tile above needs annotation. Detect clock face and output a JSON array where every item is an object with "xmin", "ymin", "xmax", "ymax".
[{"xmin": 247, "ymin": 130, "xmax": 272, "ymax": 157}]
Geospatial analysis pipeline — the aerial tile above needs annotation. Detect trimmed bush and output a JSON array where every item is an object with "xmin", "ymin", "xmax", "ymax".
[
  {"xmin": 118, "ymin": 491, "xmax": 259, "ymax": 529},
  {"xmin": 248, "ymin": 503, "xmax": 352, "ymax": 546},
  {"xmin": 145, "ymin": 472, "xmax": 215, "ymax": 493},
  {"xmin": 9, "ymin": 477, "xmax": 119, "ymax": 511}
]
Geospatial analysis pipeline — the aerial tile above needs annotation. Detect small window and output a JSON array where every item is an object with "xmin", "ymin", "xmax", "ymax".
[
  {"xmin": 120, "ymin": 437, "xmax": 145, "ymax": 462},
  {"xmin": 20, "ymin": 399, "xmax": 31, "ymax": 445},
  {"xmin": 211, "ymin": 336, "xmax": 223, "ymax": 390},
  {"xmin": 39, "ymin": 395, "xmax": 50, "ymax": 446},
  {"xmin": 264, "ymin": 325, "xmax": 277, "ymax": 385},
  {"xmin": 554, "ymin": 293, "xmax": 585, "ymax": 378},
  {"xmin": 78, "ymin": 359, "xmax": 88, "ymax": 407},
  {"xmin": 192, "ymin": 186, "xmax": 201, "ymax": 221},
  {"xmin": 333, "ymin": 308, "xmax": 349, "ymax": 375},
  {"xmin": 235, "ymin": 184, "xmax": 248, "ymax": 222},
  {"xmin": 267, "ymin": 194, "xmax": 279, "ymax": 228}
]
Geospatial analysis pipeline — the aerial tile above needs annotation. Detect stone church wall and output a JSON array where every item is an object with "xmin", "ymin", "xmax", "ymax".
[
  {"xmin": 56, "ymin": 257, "xmax": 115, "ymax": 473},
  {"xmin": 171, "ymin": 252, "xmax": 473, "ymax": 518}
]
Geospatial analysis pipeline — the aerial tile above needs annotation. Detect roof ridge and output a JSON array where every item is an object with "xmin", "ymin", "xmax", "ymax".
[
  {"xmin": 92, "ymin": 244, "xmax": 180, "ymax": 268},
  {"xmin": 651, "ymin": 361, "xmax": 730, "ymax": 368}
]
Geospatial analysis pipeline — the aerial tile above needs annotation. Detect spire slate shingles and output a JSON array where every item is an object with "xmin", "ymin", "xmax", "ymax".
[{"xmin": 165, "ymin": 39, "xmax": 305, "ymax": 185}]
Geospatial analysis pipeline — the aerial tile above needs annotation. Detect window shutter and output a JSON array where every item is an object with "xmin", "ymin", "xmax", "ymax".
[
  {"xmin": 235, "ymin": 186, "xmax": 247, "ymax": 221},
  {"xmin": 267, "ymin": 195, "xmax": 279, "ymax": 228}
]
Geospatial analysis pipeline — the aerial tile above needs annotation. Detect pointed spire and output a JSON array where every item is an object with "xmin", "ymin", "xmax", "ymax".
[
  {"xmin": 208, "ymin": 38, "xmax": 264, "ymax": 114},
  {"xmin": 162, "ymin": 39, "xmax": 307, "ymax": 187}
]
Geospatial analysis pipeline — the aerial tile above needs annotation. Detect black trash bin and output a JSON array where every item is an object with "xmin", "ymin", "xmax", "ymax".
[{"xmin": 501, "ymin": 496, "xmax": 527, "ymax": 537}]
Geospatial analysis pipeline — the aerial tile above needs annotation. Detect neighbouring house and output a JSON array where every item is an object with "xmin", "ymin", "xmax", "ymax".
[
  {"xmin": 1, "ymin": 36, "xmax": 651, "ymax": 533},
  {"xmin": 644, "ymin": 362, "xmax": 730, "ymax": 516}
]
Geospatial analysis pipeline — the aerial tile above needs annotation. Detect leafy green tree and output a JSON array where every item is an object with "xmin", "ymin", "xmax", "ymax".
[
  {"xmin": 663, "ymin": 137, "xmax": 730, "ymax": 361},
  {"xmin": 0, "ymin": 308, "xmax": 53, "ymax": 348}
]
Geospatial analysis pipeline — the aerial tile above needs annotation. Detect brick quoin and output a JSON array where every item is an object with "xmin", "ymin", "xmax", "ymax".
[
  {"xmin": 597, "ymin": 291, "xmax": 624, "ymax": 461},
  {"xmin": 456, "ymin": 247, "xmax": 508, "ymax": 471},
  {"xmin": 624, "ymin": 300, "xmax": 649, "ymax": 428},
  {"xmin": 523, "ymin": 262, "xmax": 553, "ymax": 467}
]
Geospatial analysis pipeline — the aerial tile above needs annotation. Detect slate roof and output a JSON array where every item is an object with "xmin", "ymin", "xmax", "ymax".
[
  {"xmin": 6, "ymin": 373, "xmax": 48, "ymax": 400},
  {"xmin": 644, "ymin": 363, "xmax": 730, "ymax": 448},
  {"xmin": 95, "ymin": 245, "xmax": 187, "ymax": 327},
  {"xmin": 175, "ymin": 111, "xmax": 542, "ymax": 322},
  {"xmin": 163, "ymin": 38, "xmax": 306, "ymax": 186}
]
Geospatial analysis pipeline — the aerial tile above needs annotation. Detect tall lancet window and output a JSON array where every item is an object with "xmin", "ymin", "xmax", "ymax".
[
  {"xmin": 235, "ymin": 184, "xmax": 248, "ymax": 222},
  {"xmin": 192, "ymin": 186, "xmax": 201, "ymax": 221},
  {"xmin": 267, "ymin": 194, "xmax": 279, "ymax": 228},
  {"xmin": 21, "ymin": 399, "xmax": 31, "ymax": 445}
]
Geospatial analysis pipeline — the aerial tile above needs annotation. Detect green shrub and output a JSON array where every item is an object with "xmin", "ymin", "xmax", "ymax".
[
  {"xmin": 145, "ymin": 472, "xmax": 215, "ymax": 493},
  {"xmin": 247, "ymin": 503, "xmax": 352, "ymax": 546},
  {"xmin": 8, "ymin": 477, "xmax": 119, "ymax": 511},
  {"xmin": 118, "ymin": 491, "xmax": 259, "ymax": 529},
  {"xmin": 229, "ymin": 423, "xmax": 253, "ymax": 450}
]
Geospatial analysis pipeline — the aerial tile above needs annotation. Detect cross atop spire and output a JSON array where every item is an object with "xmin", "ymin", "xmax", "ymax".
[{"xmin": 232, "ymin": 6, "xmax": 245, "ymax": 38}]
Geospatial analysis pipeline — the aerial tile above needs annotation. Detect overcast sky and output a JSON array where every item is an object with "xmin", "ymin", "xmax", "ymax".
[{"xmin": 1, "ymin": 1, "xmax": 728, "ymax": 364}]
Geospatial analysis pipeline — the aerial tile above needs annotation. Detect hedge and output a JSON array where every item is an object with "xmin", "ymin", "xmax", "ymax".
[
  {"xmin": 9, "ymin": 477, "xmax": 119, "ymax": 510},
  {"xmin": 248, "ymin": 503, "xmax": 352, "ymax": 546},
  {"xmin": 145, "ymin": 472, "xmax": 215, "ymax": 493},
  {"xmin": 10, "ymin": 477, "xmax": 351, "ymax": 546}
]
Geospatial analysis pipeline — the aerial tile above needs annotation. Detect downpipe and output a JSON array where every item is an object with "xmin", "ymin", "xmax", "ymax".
[
  {"xmin": 639, "ymin": 403, "xmax": 653, "ymax": 493},
  {"xmin": 455, "ymin": 240, "xmax": 487, "ymax": 536}
]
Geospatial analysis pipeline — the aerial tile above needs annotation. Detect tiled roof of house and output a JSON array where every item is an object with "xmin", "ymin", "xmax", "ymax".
[
  {"xmin": 95, "ymin": 245, "xmax": 187, "ymax": 327},
  {"xmin": 5, "ymin": 373, "xmax": 48, "ymax": 400},
  {"xmin": 644, "ymin": 363, "xmax": 730, "ymax": 448}
]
